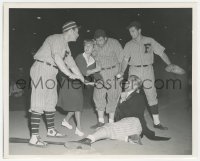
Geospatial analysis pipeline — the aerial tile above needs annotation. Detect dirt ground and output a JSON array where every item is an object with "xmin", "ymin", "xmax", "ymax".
[{"xmin": 8, "ymin": 94, "xmax": 192, "ymax": 156}]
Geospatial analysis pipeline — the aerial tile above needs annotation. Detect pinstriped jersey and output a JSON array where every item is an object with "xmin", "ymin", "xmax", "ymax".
[
  {"xmin": 123, "ymin": 36, "xmax": 165, "ymax": 66},
  {"xmin": 94, "ymin": 38, "xmax": 123, "ymax": 68},
  {"xmin": 34, "ymin": 34, "xmax": 77, "ymax": 68}
]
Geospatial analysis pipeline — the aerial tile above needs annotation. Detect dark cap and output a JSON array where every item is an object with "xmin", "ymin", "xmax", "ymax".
[
  {"xmin": 62, "ymin": 21, "xmax": 81, "ymax": 33},
  {"xmin": 126, "ymin": 21, "xmax": 142, "ymax": 30},
  {"xmin": 94, "ymin": 29, "xmax": 106, "ymax": 39}
]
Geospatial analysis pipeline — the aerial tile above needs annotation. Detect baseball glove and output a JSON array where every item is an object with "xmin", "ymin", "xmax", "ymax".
[{"xmin": 165, "ymin": 64, "xmax": 185, "ymax": 75}]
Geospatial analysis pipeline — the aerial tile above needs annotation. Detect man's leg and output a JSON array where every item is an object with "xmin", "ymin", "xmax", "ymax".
[
  {"xmin": 45, "ymin": 78, "xmax": 66, "ymax": 137},
  {"xmin": 87, "ymin": 127, "xmax": 110, "ymax": 143},
  {"xmin": 106, "ymin": 78, "xmax": 121, "ymax": 123},
  {"xmin": 29, "ymin": 111, "xmax": 47, "ymax": 147},
  {"xmin": 92, "ymin": 85, "xmax": 107, "ymax": 128},
  {"xmin": 143, "ymin": 67, "xmax": 168, "ymax": 130},
  {"xmin": 29, "ymin": 66, "xmax": 48, "ymax": 147},
  {"xmin": 97, "ymin": 110, "xmax": 105, "ymax": 123},
  {"xmin": 64, "ymin": 126, "xmax": 111, "ymax": 149}
]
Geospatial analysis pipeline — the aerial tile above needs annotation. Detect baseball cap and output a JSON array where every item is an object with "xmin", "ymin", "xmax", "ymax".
[
  {"xmin": 62, "ymin": 21, "xmax": 81, "ymax": 33},
  {"xmin": 94, "ymin": 29, "xmax": 106, "ymax": 39}
]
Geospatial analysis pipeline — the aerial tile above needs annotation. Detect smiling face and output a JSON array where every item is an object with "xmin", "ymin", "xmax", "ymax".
[
  {"xmin": 84, "ymin": 42, "xmax": 94, "ymax": 55},
  {"xmin": 124, "ymin": 75, "xmax": 142, "ymax": 92},
  {"xmin": 129, "ymin": 26, "xmax": 141, "ymax": 40}
]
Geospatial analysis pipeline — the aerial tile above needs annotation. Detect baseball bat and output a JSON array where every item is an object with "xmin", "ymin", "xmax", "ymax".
[{"xmin": 9, "ymin": 137, "xmax": 65, "ymax": 145}]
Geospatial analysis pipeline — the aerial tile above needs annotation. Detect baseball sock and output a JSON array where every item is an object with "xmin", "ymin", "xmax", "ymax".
[
  {"xmin": 109, "ymin": 113, "xmax": 114, "ymax": 123},
  {"xmin": 97, "ymin": 111, "xmax": 104, "ymax": 123},
  {"xmin": 153, "ymin": 114, "xmax": 160, "ymax": 125},
  {"xmin": 150, "ymin": 104, "xmax": 160, "ymax": 125},
  {"xmin": 98, "ymin": 118, "xmax": 105, "ymax": 123},
  {"xmin": 30, "ymin": 111, "xmax": 41, "ymax": 135},
  {"xmin": 109, "ymin": 119, "xmax": 114, "ymax": 123},
  {"xmin": 44, "ymin": 111, "xmax": 55, "ymax": 130},
  {"xmin": 87, "ymin": 135, "xmax": 95, "ymax": 143},
  {"xmin": 87, "ymin": 127, "xmax": 108, "ymax": 142}
]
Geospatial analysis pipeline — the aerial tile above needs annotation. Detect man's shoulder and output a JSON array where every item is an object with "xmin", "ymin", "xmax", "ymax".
[
  {"xmin": 108, "ymin": 37, "xmax": 120, "ymax": 44},
  {"xmin": 124, "ymin": 39, "xmax": 137, "ymax": 47},
  {"xmin": 142, "ymin": 36, "xmax": 154, "ymax": 43},
  {"xmin": 46, "ymin": 34, "xmax": 63, "ymax": 41}
]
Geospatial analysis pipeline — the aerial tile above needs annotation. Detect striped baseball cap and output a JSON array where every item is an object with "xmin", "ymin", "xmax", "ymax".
[{"xmin": 62, "ymin": 21, "xmax": 81, "ymax": 33}]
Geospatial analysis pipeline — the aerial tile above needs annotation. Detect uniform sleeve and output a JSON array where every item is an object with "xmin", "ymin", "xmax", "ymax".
[
  {"xmin": 113, "ymin": 40, "xmax": 123, "ymax": 63},
  {"xmin": 49, "ymin": 37, "xmax": 64, "ymax": 60},
  {"xmin": 35, "ymin": 37, "xmax": 52, "ymax": 58},
  {"xmin": 122, "ymin": 43, "xmax": 131, "ymax": 62},
  {"xmin": 75, "ymin": 55, "xmax": 87, "ymax": 76},
  {"xmin": 151, "ymin": 38, "xmax": 165, "ymax": 56}
]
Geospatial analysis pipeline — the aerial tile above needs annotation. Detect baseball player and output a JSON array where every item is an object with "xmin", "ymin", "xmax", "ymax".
[
  {"xmin": 118, "ymin": 21, "xmax": 172, "ymax": 130},
  {"xmin": 29, "ymin": 21, "xmax": 84, "ymax": 147},
  {"xmin": 65, "ymin": 117, "xmax": 143, "ymax": 149},
  {"xmin": 92, "ymin": 29, "xmax": 123, "ymax": 128},
  {"xmin": 64, "ymin": 75, "xmax": 170, "ymax": 150}
]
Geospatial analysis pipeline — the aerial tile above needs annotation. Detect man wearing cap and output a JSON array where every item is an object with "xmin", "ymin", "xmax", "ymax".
[
  {"xmin": 91, "ymin": 29, "xmax": 123, "ymax": 128},
  {"xmin": 118, "ymin": 21, "xmax": 172, "ymax": 130},
  {"xmin": 29, "ymin": 21, "xmax": 84, "ymax": 147}
]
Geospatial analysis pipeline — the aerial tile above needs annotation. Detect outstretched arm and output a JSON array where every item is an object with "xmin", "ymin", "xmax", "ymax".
[
  {"xmin": 159, "ymin": 52, "xmax": 171, "ymax": 65},
  {"xmin": 54, "ymin": 54, "xmax": 76, "ymax": 79},
  {"xmin": 64, "ymin": 55, "xmax": 85, "ymax": 82}
]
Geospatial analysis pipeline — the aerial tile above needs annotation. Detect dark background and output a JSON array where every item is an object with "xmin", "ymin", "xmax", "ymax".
[{"xmin": 9, "ymin": 8, "xmax": 192, "ymax": 110}]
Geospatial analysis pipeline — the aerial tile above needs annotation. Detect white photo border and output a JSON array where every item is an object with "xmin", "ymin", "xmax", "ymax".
[{"xmin": 2, "ymin": 1, "xmax": 199, "ymax": 161}]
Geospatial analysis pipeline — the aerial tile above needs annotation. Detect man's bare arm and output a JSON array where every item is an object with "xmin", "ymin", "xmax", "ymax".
[{"xmin": 160, "ymin": 52, "xmax": 171, "ymax": 65}]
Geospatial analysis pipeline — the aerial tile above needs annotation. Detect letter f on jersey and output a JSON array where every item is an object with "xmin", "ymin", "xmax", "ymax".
[{"xmin": 144, "ymin": 43, "xmax": 151, "ymax": 53}]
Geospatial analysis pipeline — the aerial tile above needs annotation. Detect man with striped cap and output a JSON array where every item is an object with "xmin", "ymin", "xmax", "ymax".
[{"xmin": 29, "ymin": 21, "xmax": 84, "ymax": 147}]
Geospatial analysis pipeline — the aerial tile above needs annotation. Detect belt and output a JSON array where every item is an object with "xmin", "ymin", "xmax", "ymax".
[
  {"xmin": 35, "ymin": 59, "xmax": 58, "ymax": 69},
  {"xmin": 101, "ymin": 65, "xmax": 117, "ymax": 71},
  {"xmin": 134, "ymin": 65, "xmax": 149, "ymax": 67}
]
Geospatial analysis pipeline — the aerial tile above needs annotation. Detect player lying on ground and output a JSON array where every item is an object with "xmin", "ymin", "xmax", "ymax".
[
  {"xmin": 114, "ymin": 75, "xmax": 171, "ymax": 140},
  {"xmin": 64, "ymin": 75, "xmax": 170, "ymax": 149},
  {"xmin": 65, "ymin": 116, "xmax": 143, "ymax": 149}
]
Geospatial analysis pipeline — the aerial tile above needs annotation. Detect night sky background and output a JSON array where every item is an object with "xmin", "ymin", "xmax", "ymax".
[{"xmin": 9, "ymin": 8, "xmax": 192, "ymax": 100}]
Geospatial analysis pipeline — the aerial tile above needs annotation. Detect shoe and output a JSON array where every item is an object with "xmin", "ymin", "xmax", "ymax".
[
  {"xmin": 90, "ymin": 122, "xmax": 105, "ymax": 129},
  {"xmin": 47, "ymin": 128, "xmax": 66, "ymax": 138},
  {"xmin": 61, "ymin": 119, "xmax": 73, "ymax": 129},
  {"xmin": 64, "ymin": 138, "xmax": 92, "ymax": 150},
  {"xmin": 154, "ymin": 124, "xmax": 168, "ymax": 130},
  {"xmin": 29, "ymin": 135, "xmax": 48, "ymax": 148},
  {"xmin": 75, "ymin": 128, "xmax": 84, "ymax": 137},
  {"xmin": 128, "ymin": 134, "xmax": 142, "ymax": 145},
  {"xmin": 77, "ymin": 138, "xmax": 92, "ymax": 145}
]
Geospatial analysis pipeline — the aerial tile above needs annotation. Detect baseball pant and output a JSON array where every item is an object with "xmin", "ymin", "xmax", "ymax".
[
  {"xmin": 129, "ymin": 65, "xmax": 158, "ymax": 106},
  {"xmin": 93, "ymin": 66, "xmax": 121, "ymax": 113},
  {"xmin": 29, "ymin": 61, "xmax": 58, "ymax": 114}
]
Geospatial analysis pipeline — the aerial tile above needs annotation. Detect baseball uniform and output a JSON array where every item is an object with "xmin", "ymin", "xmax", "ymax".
[
  {"xmin": 93, "ymin": 38, "xmax": 123, "ymax": 113},
  {"xmin": 100, "ymin": 117, "xmax": 142, "ymax": 141},
  {"xmin": 30, "ymin": 34, "xmax": 77, "ymax": 114},
  {"xmin": 123, "ymin": 36, "xmax": 165, "ymax": 106}
]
